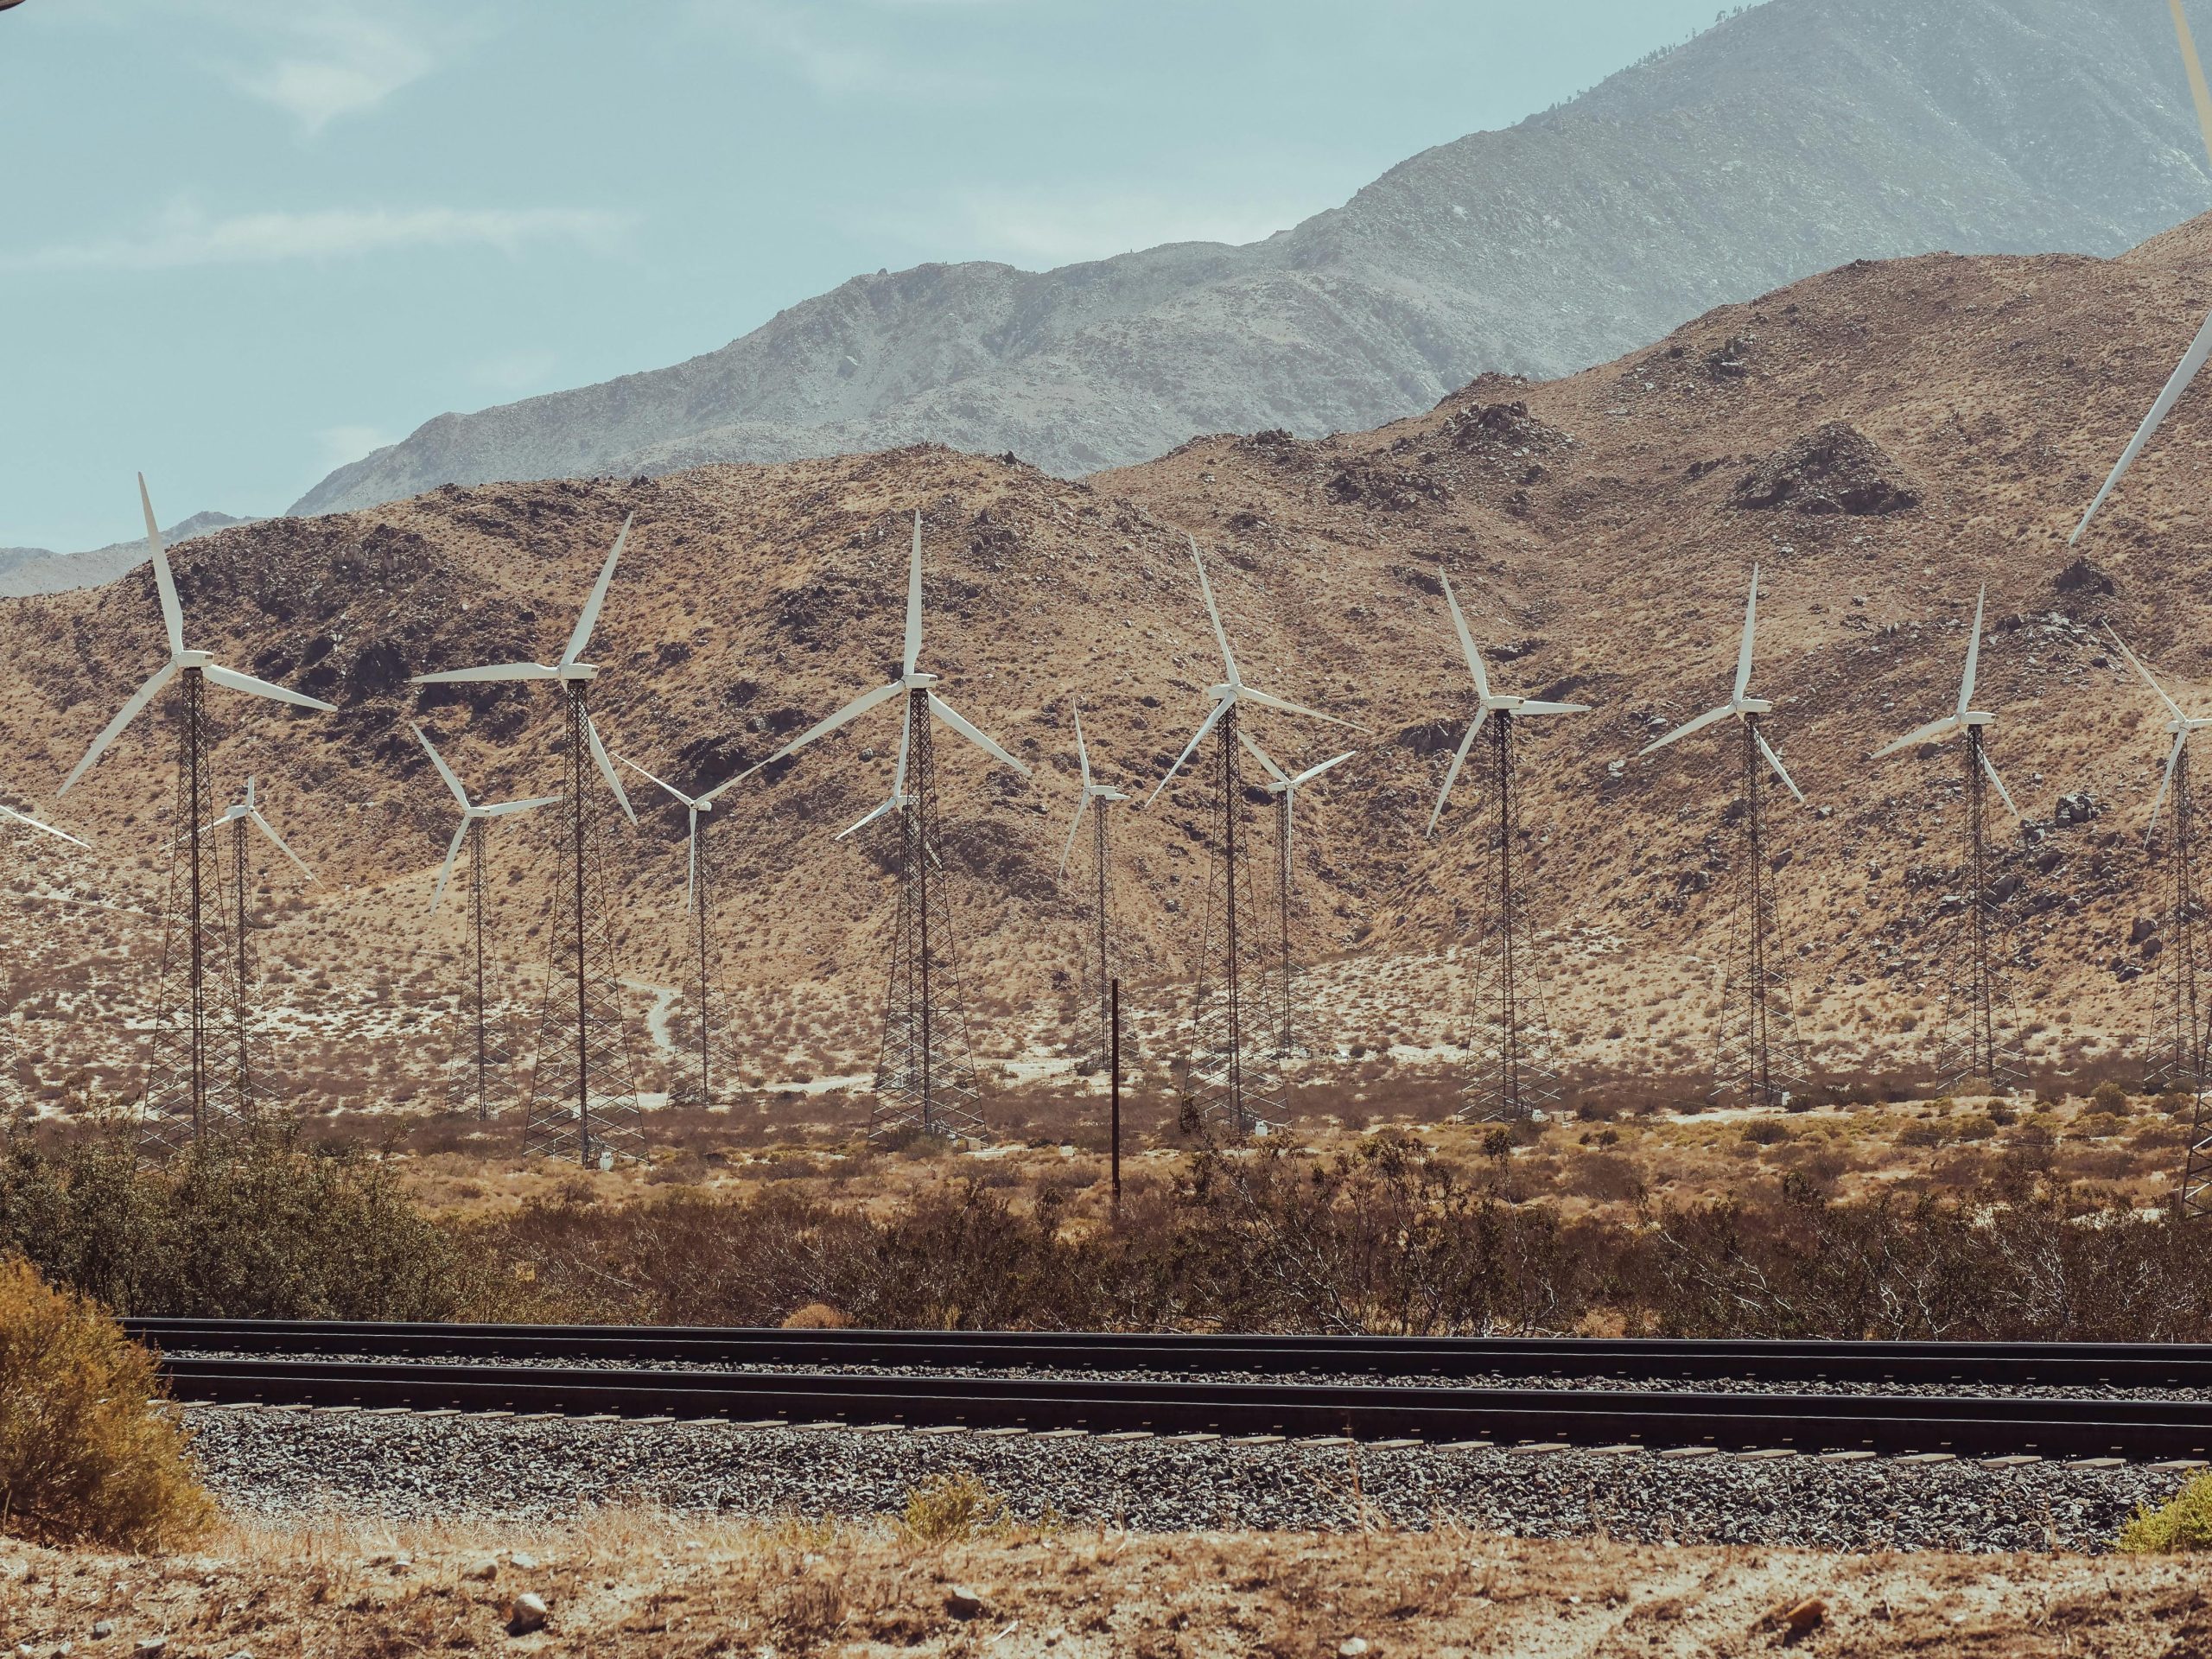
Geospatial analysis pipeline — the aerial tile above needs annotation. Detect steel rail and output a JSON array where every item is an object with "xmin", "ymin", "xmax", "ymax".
[
  {"xmin": 124, "ymin": 1318, "xmax": 2212, "ymax": 1389},
  {"xmin": 151, "ymin": 1353, "xmax": 2212, "ymax": 1459}
]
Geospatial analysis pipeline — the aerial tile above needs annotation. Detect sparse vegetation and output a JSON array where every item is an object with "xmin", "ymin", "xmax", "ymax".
[
  {"xmin": 897, "ymin": 1473, "xmax": 1009, "ymax": 1546},
  {"xmin": 2117, "ymin": 1473, "xmax": 2212, "ymax": 1554},
  {"xmin": 0, "ymin": 1256, "xmax": 213, "ymax": 1549}
]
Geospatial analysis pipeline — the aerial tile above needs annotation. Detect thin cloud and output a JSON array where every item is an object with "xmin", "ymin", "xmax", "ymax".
[
  {"xmin": 3, "ymin": 203, "xmax": 630, "ymax": 273},
  {"xmin": 688, "ymin": 0, "xmax": 1001, "ymax": 98},
  {"xmin": 232, "ymin": 5, "xmax": 442, "ymax": 133}
]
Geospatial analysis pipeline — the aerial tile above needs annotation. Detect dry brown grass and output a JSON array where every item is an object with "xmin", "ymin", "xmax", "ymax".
[{"xmin": 4, "ymin": 1512, "xmax": 2209, "ymax": 1656}]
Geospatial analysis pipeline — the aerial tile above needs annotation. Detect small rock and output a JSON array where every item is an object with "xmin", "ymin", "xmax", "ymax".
[
  {"xmin": 132, "ymin": 1643, "xmax": 166, "ymax": 1659},
  {"xmin": 90, "ymin": 1628, "xmax": 113, "ymax": 1643},
  {"xmin": 508, "ymin": 1553, "xmax": 540, "ymax": 1571},
  {"xmin": 1782, "ymin": 1596, "xmax": 1827, "ymax": 1643},
  {"xmin": 1340, "ymin": 1642, "xmax": 1371, "ymax": 1657},
  {"xmin": 463, "ymin": 1560, "xmax": 499, "ymax": 1582},
  {"xmin": 507, "ymin": 1592, "xmax": 550, "ymax": 1636},
  {"xmin": 947, "ymin": 1585, "xmax": 988, "ymax": 1621}
]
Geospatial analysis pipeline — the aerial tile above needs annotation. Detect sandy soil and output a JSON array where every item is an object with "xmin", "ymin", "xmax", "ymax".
[{"xmin": 3, "ymin": 1516, "xmax": 2206, "ymax": 1658}]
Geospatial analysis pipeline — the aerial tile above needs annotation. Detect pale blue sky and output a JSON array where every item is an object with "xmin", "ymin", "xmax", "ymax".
[{"xmin": 2, "ymin": 0, "xmax": 1729, "ymax": 549}]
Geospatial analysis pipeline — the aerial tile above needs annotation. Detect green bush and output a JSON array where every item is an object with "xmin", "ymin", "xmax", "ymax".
[
  {"xmin": 0, "ymin": 1256, "xmax": 213, "ymax": 1549},
  {"xmin": 2118, "ymin": 1473, "xmax": 2212, "ymax": 1554},
  {"xmin": 0, "ymin": 1131, "xmax": 469, "ymax": 1319}
]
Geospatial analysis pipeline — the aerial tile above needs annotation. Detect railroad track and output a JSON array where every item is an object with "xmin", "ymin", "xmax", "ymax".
[{"xmin": 129, "ymin": 1319, "xmax": 2212, "ymax": 1460}]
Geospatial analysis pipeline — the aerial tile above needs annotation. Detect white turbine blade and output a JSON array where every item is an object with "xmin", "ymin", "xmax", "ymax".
[
  {"xmin": 1073, "ymin": 704, "xmax": 1092, "ymax": 791},
  {"xmin": 1959, "ymin": 586, "xmax": 1986, "ymax": 721},
  {"xmin": 1426, "ymin": 709, "xmax": 1489, "ymax": 838},
  {"xmin": 563, "ymin": 514, "xmax": 631, "ymax": 667},
  {"xmin": 2107, "ymin": 625, "xmax": 2187, "ymax": 722},
  {"xmin": 1637, "ymin": 702, "xmax": 1732, "ymax": 758},
  {"xmin": 245, "ymin": 774, "xmax": 257, "ymax": 810},
  {"xmin": 1236, "ymin": 685, "xmax": 1360, "ymax": 728},
  {"xmin": 1439, "ymin": 568, "xmax": 1491, "ymax": 702},
  {"xmin": 2151, "ymin": 729, "xmax": 2187, "ymax": 839},
  {"xmin": 1733, "ymin": 567, "xmax": 1759, "ymax": 704},
  {"xmin": 1872, "ymin": 713, "xmax": 1964, "ymax": 759},
  {"xmin": 60, "ymin": 659, "xmax": 179, "ymax": 793},
  {"xmin": 1980, "ymin": 744, "xmax": 2024, "ymax": 822},
  {"xmin": 834, "ymin": 796, "xmax": 900, "ymax": 842},
  {"xmin": 202, "ymin": 663, "xmax": 338, "ymax": 712},
  {"xmin": 928, "ymin": 690, "xmax": 1029, "ymax": 774},
  {"xmin": 411, "ymin": 662, "xmax": 560, "ymax": 685},
  {"xmin": 618, "ymin": 753, "xmax": 696, "ymax": 809},
  {"xmin": 756, "ymin": 679, "xmax": 906, "ymax": 774},
  {"xmin": 686, "ymin": 810, "xmax": 698, "ymax": 913},
  {"xmin": 479, "ymin": 794, "xmax": 562, "ymax": 817},
  {"xmin": 1514, "ymin": 700, "xmax": 1591, "ymax": 716},
  {"xmin": 429, "ymin": 819, "xmax": 469, "ymax": 914},
  {"xmin": 1189, "ymin": 537, "xmax": 1239, "ymax": 685},
  {"xmin": 1291, "ymin": 749, "xmax": 1357, "ymax": 789},
  {"xmin": 1058, "ymin": 790, "xmax": 1091, "ymax": 878},
  {"xmin": 2073, "ymin": 303, "xmax": 2212, "ymax": 544},
  {"xmin": 1752, "ymin": 728, "xmax": 1806, "ymax": 805},
  {"xmin": 250, "ymin": 810, "xmax": 315, "ymax": 881},
  {"xmin": 138, "ymin": 474, "xmax": 186, "ymax": 658},
  {"xmin": 903, "ymin": 511, "xmax": 925, "ymax": 677},
  {"xmin": 2177, "ymin": 0, "xmax": 2212, "ymax": 167},
  {"xmin": 1236, "ymin": 727, "xmax": 1290, "ymax": 785},
  {"xmin": 1147, "ymin": 696, "xmax": 1232, "ymax": 807},
  {"xmin": 411, "ymin": 723, "xmax": 474, "ymax": 812},
  {"xmin": 0, "ymin": 801, "xmax": 86, "ymax": 847},
  {"xmin": 585, "ymin": 714, "xmax": 637, "ymax": 823}
]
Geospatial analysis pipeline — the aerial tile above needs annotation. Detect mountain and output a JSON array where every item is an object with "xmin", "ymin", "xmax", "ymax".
[
  {"xmin": 6, "ymin": 217, "xmax": 2212, "ymax": 1122},
  {"xmin": 294, "ymin": 0, "xmax": 2212, "ymax": 518},
  {"xmin": 0, "ymin": 512, "xmax": 250, "ymax": 600}
]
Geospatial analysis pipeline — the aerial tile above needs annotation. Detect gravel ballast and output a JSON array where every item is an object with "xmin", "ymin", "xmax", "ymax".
[{"xmin": 183, "ymin": 1405, "xmax": 2197, "ymax": 1554}]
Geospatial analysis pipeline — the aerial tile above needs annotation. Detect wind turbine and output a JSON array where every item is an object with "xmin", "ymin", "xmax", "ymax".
[
  {"xmin": 2071, "ymin": 1, "xmax": 2212, "ymax": 546},
  {"xmin": 620, "ymin": 754, "xmax": 730, "ymax": 1110},
  {"xmin": 1238, "ymin": 732, "xmax": 1352, "ymax": 1065},
  {"xmin": 198, "ymin": 777, "xmax": 314, "ymax": 1114},
  {"xmin": 410, "ymin": 515, "xmax": 644, "ymax": 1167},
  {"xmin": 2105, "ymin": 628, "xmax": 2212, "ymax": 1217},
  {"xmin": 1058, "ymin": 706, "xmax": 1128, "ymax": 1077},
  {"xmin": 416, "ymin": 725, "xmax": 559, "ymax": 1121},
  {"xmin": 1151, "ymin": 536, "xmax": 1356, "ymax": 1136},
  {"xmin": 1427, "ymin": 568, "xmax": 1589, "ymax": 1121},
  {"xmin": 59, "ymin": 475, "xmax": 335, "ymax": 1154},
  {"xmin": 1640, "ymin": 567, "xmax": 1808, "ymax": 1109},
  {"xmin": 1873, "ymin": 585, "xmax": 2024, "ymax": 1093},
  {"xmin": 737, "ymin": 511, "xmax": 1029, "ymax": 1142}
]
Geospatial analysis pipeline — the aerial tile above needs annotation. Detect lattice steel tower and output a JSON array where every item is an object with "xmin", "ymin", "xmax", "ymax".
[
  {"xmin": 410, "ymin": 515, "xmax": 648, "ymax": 1166},
  {"xmin": 57, "ymin": 478, "xmax": 335, "ymax": 1158},
  {"xmin": 622, "ymin": 756, "xmax": 734, "ymax": 1111},
  {"xmin": 1241, "ymin": 730, "xmax": 1353, "ymax": 1068},
  {"xmin": 1150, "ymin": 538, "xmax": 1354, "ymax": 1138},
  {"xmin": 2104, "ymin": 630, "xmax": 2212, "ymax": 1218},
  {"xmin": 730, "ymin": 511, "xmax": 1030, "ymax": 1143},
  {"xmin": 1877, "ymin": 588, "xmax": 2024, "ymax": 1095},
  {"xmin": 1640, "ymin": 568, "xmax": 1809, "ymax": 1109},
  {"xmin": 1426, "ymin": 569, "xmax": 1587, "ymax": 1122}
]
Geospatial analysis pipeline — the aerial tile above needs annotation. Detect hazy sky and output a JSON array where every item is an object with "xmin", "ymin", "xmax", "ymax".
[{"xmin": 3, "ymin": 0, "xmax": 1730, "ymax": 549}]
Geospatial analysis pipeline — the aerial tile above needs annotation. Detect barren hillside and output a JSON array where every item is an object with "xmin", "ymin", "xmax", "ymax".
[{"xmin": 6, "ymin": 223, "xmax": 2212, "ymax": 1119}]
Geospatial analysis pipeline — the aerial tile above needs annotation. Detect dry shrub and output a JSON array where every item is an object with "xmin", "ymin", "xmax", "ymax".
[
  {"xmin": 0, "ymin": 1255, "xmax": 213, "ymax": 1549},
  {"xmin": 2118, "ymin": 1473, "xmax": 2212, "ymax": 1554},
  {"xmin": 898, "ymin": 1473, "xmax": 1007, "ymax": 1546}
]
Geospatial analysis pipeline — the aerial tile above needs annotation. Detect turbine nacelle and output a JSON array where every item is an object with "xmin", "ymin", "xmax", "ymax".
[
  {"xmin": 902, "ymin": 671, "xmax": 940, "ymax": 690},
  {"xmin": 1962, "ymin": 710, "xmax": 1996, "ymax": 728},
  {"xmin": 1732, "ymin": 696, "xmax": 1774, "ymax": 718}
]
